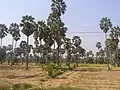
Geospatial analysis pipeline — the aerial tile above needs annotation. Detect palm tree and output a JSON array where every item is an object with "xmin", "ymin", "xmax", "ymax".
[
  {"xmin": 96, "ymin": 42, "xmax": 102, "ymax": 49},
  {"xmin": 9, "ymin": 23, "xmax": 21, "ymax": 65},
  {"xmin": 110, "ymin": 26, "xmax": 120, "ymax": 66},
  {"xmin": 19, "ymin": 41, "xmax": 27, "ymax": 65},
  {"xmin": 33, "ymin": 21, "xmax": 48, "ymax": 64},
  {"xmin": 105, "ymin": 38, "xmax": 118, "ymax": 66},
  {"xmin": 64, "ymin": 37, "xmax": 72, "ymax": 65},
  {"xmin": 6, "ymin": 44, "xmax": 13, "ymax": 64},
  {"xmin": 0, "ymin": 24, "xmax": 8, "ymax": 47},
  {"xmin": 100, "ymin": 17, "xmax": 112, "ymax": 70},
  {"xmin": 0, "ymin": 47, "xmax": 6, "ymax": 64},
  {"xmin": 20, "ymin": 15, "xmax": 36, "ymax": 69},
  {"xmin": 50, "ymin": 0, "xmax": 67, "ymax": 65},
  {"xmin": 9, "ymin": 23, "xmax": 20, "ymax": 48},
  {"xmin": 72, "ymin": 36, "xmax": 81, "ymax": 66},
  {"xmin": 14, "ymin": 34, "xmax": 20, "ymax": 48},
  {"xmin": 72, "ymin": 36, "xmax": 81, "ymax": 47}
]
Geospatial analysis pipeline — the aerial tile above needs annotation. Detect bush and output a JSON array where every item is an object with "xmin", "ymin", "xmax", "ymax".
[{"xmin": 44, "ymin": 62, "xmax": 63, "ymax": 78}]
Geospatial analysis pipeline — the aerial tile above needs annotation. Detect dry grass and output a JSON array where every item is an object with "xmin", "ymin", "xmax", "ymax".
[{"xmin": 0, "ymin": 64, "xmax": 120, "ymax": 90}]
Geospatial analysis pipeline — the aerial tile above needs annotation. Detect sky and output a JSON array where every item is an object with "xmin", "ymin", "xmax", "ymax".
[{"xmin": 1, "ymin": 0, "xmax": 120, "ymax": 53}]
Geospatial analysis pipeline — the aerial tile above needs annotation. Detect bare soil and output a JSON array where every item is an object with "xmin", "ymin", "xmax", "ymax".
[{"xmin": 0, "ymin": 64, "xmax": 120, "ymax": 90}]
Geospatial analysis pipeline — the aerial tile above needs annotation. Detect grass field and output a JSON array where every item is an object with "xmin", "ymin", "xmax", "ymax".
[{"xmin": 0, "ymin": 64, "xmax": 120, "ymax": 90}]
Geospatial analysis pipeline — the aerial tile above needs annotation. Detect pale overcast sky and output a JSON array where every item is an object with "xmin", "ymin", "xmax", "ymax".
[{"xmin": 1, "ymin": 0, "xmax": 120, "ymax": 53}]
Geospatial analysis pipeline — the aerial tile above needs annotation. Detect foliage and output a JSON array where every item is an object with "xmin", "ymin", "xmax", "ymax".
[
  {"xmin": 0, "ymin": 47, "xmax": 6, "ymax": 62},
  {"xmin": 44, "ymin": 62, "xmax": 63, "ymax": 78}
]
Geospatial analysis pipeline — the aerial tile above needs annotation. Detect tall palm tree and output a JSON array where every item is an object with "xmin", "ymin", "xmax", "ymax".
[
  {"xmin": 110, "ymin": 26, "xmax": 120, "ymax": 66},
  {"xmin": 72, "ymin": 36, "xmax": 81, "ymax": 65},
  {"xmin": 50, "ymin": 0, "xmax": 67, "ymax": 65},
  {"xmin": 100, "ymin": 17, "xmax": 112, "ymax": 70},
  {"xmin": 33, "ymin": 21, "xmax": 47, "ymax": 64},
  {"xmin": 106, "ymin": 38, "xmax": 118, "ymax": 65},
  {"xmin": 9, "ymin": 23, "xmax": 20, "ymax": 48},
  {"xmin": 9, "ymin": 23, "xmax": 21, "ymax": 65},
  {"xmin": 0, "ymin": 24, "xmax": 8, "ymax": 47},
  {"xmin": 20, "ymin": 15, "xmax": 36, "ymax": 69}
]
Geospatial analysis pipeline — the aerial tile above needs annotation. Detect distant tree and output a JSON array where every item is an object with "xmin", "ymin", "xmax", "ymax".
[
  {"xmin": 0, "ymin": 47, "xmax": 6, "ymax": 64},
  {"xmin": 64, "ymin": 37, "xmax": 72, "ymax": 65},
  {"xmin": 72, "ymin": 36, "xmax": 82, "ymax": 65},
  {"xmin": 96, "ymin": 42, "xmax": 102, "ymax": 49},
  {"xmin": 0, "ymin": 24, "xmax": 8, "ymax": 47},
  {"xmin": 19, "ymin": 41, "xmax": 27, "ymax": 65}
]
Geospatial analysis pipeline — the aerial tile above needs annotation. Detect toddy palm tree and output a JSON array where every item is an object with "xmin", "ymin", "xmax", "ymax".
[
  {"xmin": 9, "ymin": 23, "xmax": 20, "ymax": 51},
  {"xmin": 100, "ymin": 17, "xmax": 112, "ymax": 70},
  {"xmin": 0, "ymin": 24, "xmax": 8, "ymax": 47},
  {"xmin": 50, "ymin": 0, "xmax": 67, "ymax": 65},
  {"xmin": 19, "ymin": 41, "xmax": 27, "ymax": 65},
  {"xmin": 20, "ymin": 15, "xmax": 36, "ymax": 69},
  {"xmin": 64, "ymin": 37, "xmax": 72, "ymax": 65},
  {"xmin": 96, "ymin": 42, "xmax": 102, "ymax": 49},
  {"xmin": 9, "ymin": 23, "xmax": 21, "ymax": 65},
  {"xmin": 110, "ymin": 26, "xmax": 120, "ymax": 66}
]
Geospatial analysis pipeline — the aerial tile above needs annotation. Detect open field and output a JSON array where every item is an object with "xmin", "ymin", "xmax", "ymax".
[{"xmin": 0, "ymin": 64, "xmax": 120, "ymax": 90}]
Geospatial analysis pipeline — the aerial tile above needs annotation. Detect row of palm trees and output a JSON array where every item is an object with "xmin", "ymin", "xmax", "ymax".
[
  {"xmin": 98, "ymin": 17, "xmax": 120, "ymax": 70},
  {"xmin": 0, "ymin": 0, "xmax": 120, "ymax": 70}
]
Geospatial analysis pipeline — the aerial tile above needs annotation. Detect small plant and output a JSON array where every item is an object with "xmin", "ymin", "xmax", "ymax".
[{"xmin": 44, "ymin": 61, "xmax": 63, "ymax": 78}]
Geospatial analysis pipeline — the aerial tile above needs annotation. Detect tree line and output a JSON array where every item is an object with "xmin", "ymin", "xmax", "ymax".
[{"xmin": 0, "ymin": 0, "xmax": 120, "ymax": 70}]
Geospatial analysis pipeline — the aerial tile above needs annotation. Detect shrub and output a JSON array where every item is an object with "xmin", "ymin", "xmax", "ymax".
[{"xmin": 44, "ymin": 62, "xmax": 63, "ymax": 78}]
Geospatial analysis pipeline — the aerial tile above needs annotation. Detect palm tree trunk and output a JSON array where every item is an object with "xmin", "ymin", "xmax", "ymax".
[
  {"xmin": 11, "ymin": 38, "xmax": 14, "ymax": 66},
  {"xmin": 1, "ymin": 38, "xmax": 2, "ymax": 48},
  {"xmin": 14, "ymin": 41, "xmax": 17, "ymax": 48},
  {"xmin": 53, "ymin": 41, "xmax": 56, "ymax": 63},
  {"xmin": 26, "ymin": 36, "xmax": 29, "ymax": 69},
  {"xmin": 116, "ymin": 47, "xmax": 119, "ymax": 66},
  {"xmin": 105, "ymin": 33, "xmax": 110, "ymax": 70},
  {"xmin": 0, "ymin": 38, "xmax": 2, "ymax": 64},
  {"xmin": 57, "ymin": 44, "xmax": 60, "ymax": 65},
  {"xmin": 39, "ymin": 40, "xmax": 42, "ymax": 64}
]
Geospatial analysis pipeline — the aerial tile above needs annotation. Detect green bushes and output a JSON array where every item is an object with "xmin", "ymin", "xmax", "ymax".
[{"xmin": 44, "ymin": 62, "xmax": 64, "ymax": 78}]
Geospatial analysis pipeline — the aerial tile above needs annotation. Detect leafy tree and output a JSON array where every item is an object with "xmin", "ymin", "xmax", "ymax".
[{"xmin": 20, "ymin": 15, "xmax": 36, "ymax": 69}]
